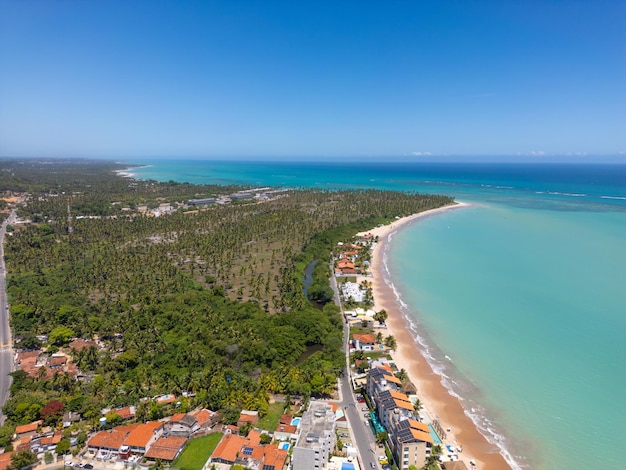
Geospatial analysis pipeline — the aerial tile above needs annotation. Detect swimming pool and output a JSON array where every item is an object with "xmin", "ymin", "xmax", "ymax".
[
  {"xmin": 291, "ymin": 417, "xmax": 301, "ymax": 426},
  {"xmin": 279, "ymin": 442, "xmax": 290, "ymax": 451},
  {"xmin": 428, "ymin": 424, "xmax": 443, "ymax": 445}
]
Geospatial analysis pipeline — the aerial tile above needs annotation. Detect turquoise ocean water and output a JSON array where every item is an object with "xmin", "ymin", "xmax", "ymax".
[{"xmin": 123, "ymin": 160, "xmax": 626, "ymax": 469}]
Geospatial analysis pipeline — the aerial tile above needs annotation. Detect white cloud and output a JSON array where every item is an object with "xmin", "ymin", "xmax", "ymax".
[{"xmin": 411, "ymin": 151, "xmax": 432, "ymax": 156}]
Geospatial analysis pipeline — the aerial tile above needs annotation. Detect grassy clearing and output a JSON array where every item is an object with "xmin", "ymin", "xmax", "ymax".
[
  {"xmin": 257, "ymin": 401, "xmax": 286, "ymax": 431},
  {"xmin": 172, "ymin": 433, "xmax": 223, "ymax": 470}
]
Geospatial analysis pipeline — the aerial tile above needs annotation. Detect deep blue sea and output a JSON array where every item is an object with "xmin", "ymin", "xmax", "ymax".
[{"xmin": 123, "ymin": 160, "xmax": 626, "ymax": 470}]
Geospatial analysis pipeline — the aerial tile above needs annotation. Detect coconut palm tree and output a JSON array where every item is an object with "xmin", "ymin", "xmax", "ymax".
[{"xmin": 384, "ymin": 335, "xmax": 397, "ymax": 350}]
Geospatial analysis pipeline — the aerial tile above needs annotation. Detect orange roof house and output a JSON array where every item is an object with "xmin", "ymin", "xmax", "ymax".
[
  {"xmin": 236, "ymin": 410, "xmax": 259, "ymax": 428},
  {"xmin": 15, "ymin": 420, "xmax": 42, "ymax": 437},
  {"xmin": 0, "ymin": 452, "xmax": 13, "ymax": 470},
  {"xmin": 210, "ymin": 433, "xmax": 248, "ymax": 465},
  {"xmin": 261, "ymin": 444, "xmax": 288, "ymax": 470},
  {"xmin": 336, "ymin": 259, "xmax": 355, "ymax": 270},
  {"xmin": 210, "ymin": 432, "xmax": 287, "ymax": 470},
  {"xmin": 353, "ymin": 333, "xmax": 376, "ymax": 344},
  {"xmin": 190, "ymin": 408, "xmax": 219, "ymax": 429},
  {"xmin": 274, "ymin": 422, "xmax": 297, "ymax": 442},
  {"xmin": 111, "ymin": 406, "xmax": 136, "ymax": 421},
  {"xmin": 16, "ymin": 436, "xmax": 32, "ymax": 452},
  {"xmin": 144, "ymin": 436, "xmax": 187, "ymax": 462},
  {"xmin": 40, "ymin": 432, "xmax": 62, "ymax": 447},
  {"xmin": 48, "ymin": 355, "xmax": 68, "ymax": 368},
  {"xmin": 68, "ymin": 339, "xmax": 98, "ymax": 352},
  {"xmin": 166, "ymin": 413, "xmax": 199, "ymax": 437},
  {"xmin": 155, "ymin": 394, "xmax": 177, "ymax": 405},
  {"xmin": 353, "ymin": 333, "xmax": 376, "ymax": 351},
  {"xmin": 279, "ymin": 414, "xmax": 292, "ymax": 425},
  {"xmin": 88, "ymin": 425, "xmax": 138, "ymax": 452},
  {"xmin": 123, "ymin": 421, "xmax": 163, "ymax": 454},
  {"xmin": 340, "ymin": 268, "xmax": 359, "ymax": 275}
]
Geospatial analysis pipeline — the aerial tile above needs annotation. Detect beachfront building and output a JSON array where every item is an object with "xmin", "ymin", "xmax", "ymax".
[
  {"xmin": 341, "ymin": 282, "xmax": 365, "ymax": 303},
  {"xmin": 292, "ymin": 401, "xmax": 337, "ymax": 470},
  {"xmin": 376, "ymin": 390, "xmax": 415, "ymax": 430},
  {"xmin": 352, "ymin": 333, "xmax": 377, "ymax": 351},
  {"xmin": 387, "ymin": 416, "xmax": 434, "ymax": 470},
  {"xmin": 367, "ymin": 366, "xmax": 403, "ymax": 399}
]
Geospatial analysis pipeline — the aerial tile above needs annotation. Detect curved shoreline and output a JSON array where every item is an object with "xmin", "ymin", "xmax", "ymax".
[{"xmin": 357, "ymin": 201, "xmax": 514, "ymax": 470}]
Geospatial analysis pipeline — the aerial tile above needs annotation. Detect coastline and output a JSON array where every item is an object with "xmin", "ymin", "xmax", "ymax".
[
  {"xmin": 114, "ymin": 164, "xmax": 151, "ymax": 178},
  {"xmin": 356, "ymin": 201, "xmax": 512, "ymax": 470}
]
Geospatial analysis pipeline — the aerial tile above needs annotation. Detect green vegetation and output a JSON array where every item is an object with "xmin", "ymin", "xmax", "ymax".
[
  {"xmin": 0, "ymin": 158, "xmax": 454, "ymax": 429},
  {"xmin": 257, "ymin": 401, "xmax": 285, "ymax": 431},
  {"xmin": 172, "ymin": 433, "xmax": 223, "ymax": 470}
]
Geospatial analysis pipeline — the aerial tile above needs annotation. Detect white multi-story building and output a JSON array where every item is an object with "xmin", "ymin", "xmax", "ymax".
[{"xmin": 292, "ymin": 401, "xmax": 337, "ymax": 470}]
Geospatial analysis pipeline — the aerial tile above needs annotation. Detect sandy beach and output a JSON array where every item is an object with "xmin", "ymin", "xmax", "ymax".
[{"xmin": 357, "ymin": 202, "xmax": 512, "ymax": 470}]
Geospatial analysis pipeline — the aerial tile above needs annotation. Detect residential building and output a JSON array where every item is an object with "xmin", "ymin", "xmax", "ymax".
[
  {"xmin": 388, "ymin": 417, "xmax": 434, "ymax": 470},
  {"xmin": 144, "ymin": 436, "xmax": 187, "ymax": 462},
  {"xmin": 87, "ymin": 424, "xmax": 138, "ymax": 459},
  {"xmin": 237, "ymin": 410, "xmax": 259, "ymax": 428},
  {"xmin": 166, "ymin": 413, "xmax": 199, "ymax": 437},
  {"xmin": 209, "ymin": 429, "xmax": 287, "ymax": 470},
  {"xmin": 123, "ymin": 421, "xmax": 164, "ymax": 454},
  {"xmin": 366, "ymin": 366, "xmax": 402, "ymax": 399},
  {"xmin": 14, "ymin": 421, "xmax": 42, "ymax": 440},
  {"xmin": 376, "ymin": 391, "xmax": 414, "ymax": 430},
  {"xmin": 352, "ymin": 334, "xmax": 376, "ymax": 351},
  {"xmin": 190, "ymin": 408, "xmax": 219, "ymax": 430},
  {"xmin": 62, "ymin": 411, "xmax": 81, "ymax": 428},
  {"xmin": 292, "ymin": 401, "xmax": 337, "ymax": 470}
]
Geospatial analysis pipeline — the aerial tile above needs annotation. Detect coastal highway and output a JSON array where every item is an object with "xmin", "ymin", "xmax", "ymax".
[
  {"xmin": 0, "ymin": 210, "xmax": 16, "ymax": 425},
  {"xmin": 332, "ymin": 270, "xmax": 380, "ymax": 470}
]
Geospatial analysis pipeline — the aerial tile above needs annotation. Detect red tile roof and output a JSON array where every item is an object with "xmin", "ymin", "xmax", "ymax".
[
  {"xmin": 191, "ymin": 409, "xmax": 214, "ymax": 427},
  {"xmin": 211, "ymin": 433, "xmax": 248, "ymax": 464},
  {"xmin": 144, "ymin": 436, "xmax": 187, "ymax": 461},
  {"xmin": 261, "ymin": 444, "xmax": 288, "ymax": 470},
  {"xmin": 15, "ymin": 421, "xmax": 42, "ymax": 435},
  {"xmin": 340, "ymin": 268, "xmax": 359, "ymax": 275},
  {"xmin": 41, "ymin": 432, "xmax": 62, "ymax": 446},
  {"xmin": 156, "ymin": 395, "xmax": 177, "ymax": 405},
  {"xmin": 210, "ymin": 431, "xmax": 284, "ymax": 468},
  {"xmin": 354, "ymin": 333, "xmax": 376, "ymax": 344},
  {"xmin": 113, "ymin": 406, "xmax": 135, "ymax": 420},
  {"xmin": 237, "ymin": 414, "xmax": 257, "ymax": 423},
  {"xmin": 275, "ymin": 424, "xmax": 296, "ymax": 434},
  {"xmin": 88, "ymin": 425, "xmax": 138, "ymax": 451},
  {"xmin": 0, "ymin": 452, "xmax": 13, "ymax": 470},
  {"xmin": 48, "ymin": 355, "xmax": 68, "ymax": 367},
  {"xmin": 16, "ymin": 350, "xmax": 41, "ymax": 362},
  {"xmin": 123, "ymin": 421, "xmax": 162, "ymax": 448},
  {"xmin": 279, "ymin": 414, "xmax": 292, "ymax": 425},
  {"xmin": 68, "ymin": 339, "xmax": 97, "ymax": 352},
  {"xmin": 169, "ymin": 413, "xmax": 186, "ymax": 423}
]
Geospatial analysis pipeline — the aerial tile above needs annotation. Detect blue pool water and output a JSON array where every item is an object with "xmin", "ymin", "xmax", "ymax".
[
  {"xmin": 428, "ymin": 424, "xmax": 443, "ymax": 445},
  {"xmin": 290, "ymin": 417, "xmax": 301, "ymax": 426}
]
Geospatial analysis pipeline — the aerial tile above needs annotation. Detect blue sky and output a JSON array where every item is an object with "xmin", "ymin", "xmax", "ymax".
[{"xmin": 0, "ymin": 0, "xmax": 624, "ymax": 160}]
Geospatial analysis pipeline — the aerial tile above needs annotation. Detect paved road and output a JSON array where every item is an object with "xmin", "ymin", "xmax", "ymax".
[
  {"xmin": 0, "ymin": 210, "xmax": 17, "ymax": 425},
  {"xmin": 331, "ymin": 269, "xmax": 380, "ymax": 470}
]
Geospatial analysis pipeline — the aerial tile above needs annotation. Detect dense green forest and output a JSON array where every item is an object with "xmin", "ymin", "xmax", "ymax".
[{"xmin": 0, "ymin": 158, "xmax": 454, "ymax": 427}]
